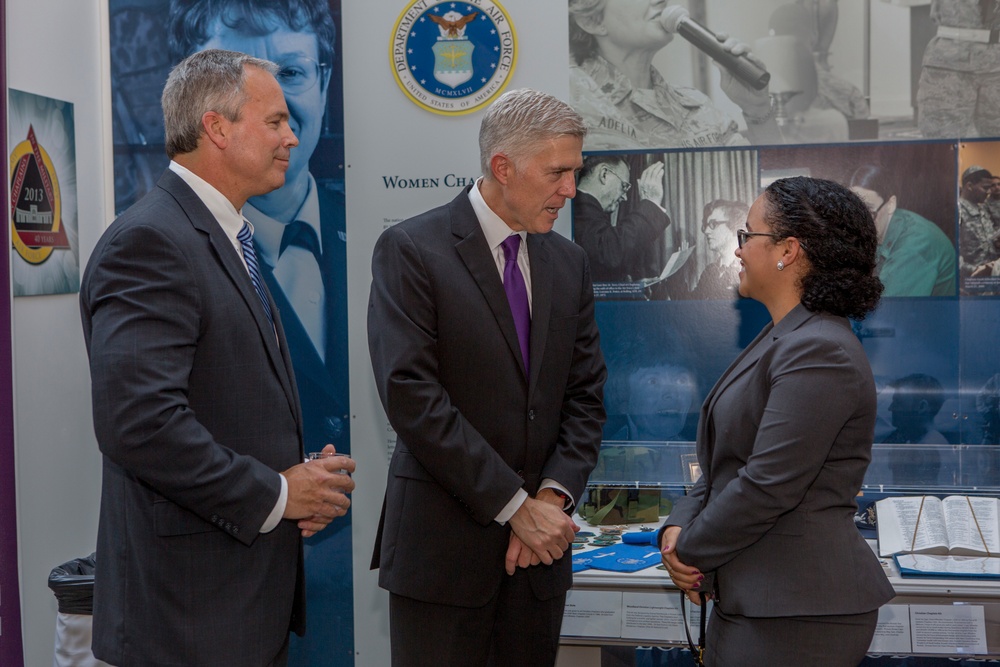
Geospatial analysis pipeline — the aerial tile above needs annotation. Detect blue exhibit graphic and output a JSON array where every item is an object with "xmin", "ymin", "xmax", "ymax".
[
  {"xmin": 108, "ymin": 2, "xmax": 352, "ymax": 665},
  {"xmin": 7, "ymin": 89, "xmax": 79, "ymax": 296},
  {"xmin": 586, "ymin": 137, "xmax": 996, "ymax": 492}
]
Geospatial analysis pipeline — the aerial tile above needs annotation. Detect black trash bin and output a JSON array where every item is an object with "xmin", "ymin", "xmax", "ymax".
[{"xmin": 48, "ymin": 553, "xmax": 111, "ymax": 667}]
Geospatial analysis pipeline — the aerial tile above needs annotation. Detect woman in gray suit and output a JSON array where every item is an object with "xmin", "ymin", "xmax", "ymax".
[{"xmin": 659, "ymin": 176, "xmax": 895, "ymax": 666}]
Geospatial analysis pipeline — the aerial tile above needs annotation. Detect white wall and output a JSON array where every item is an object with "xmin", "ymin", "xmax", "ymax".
[{"xmin": 7, "ymin": 1, "xmax": 110, "ymax": 665}]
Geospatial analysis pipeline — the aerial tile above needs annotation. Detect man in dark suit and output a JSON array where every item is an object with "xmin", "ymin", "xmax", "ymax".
[
  {"xmin": 368, "ymin": 88, "xmax": 608, "ymax": 666},
  {"xmin": 167, "ymin": 0, "xmax": 350, "ymax": 456},
  {"xmin": 573, "ymin": 155, "xmax": 670, "ymax": 283},
  {"xmin": 80, "ymin": 49, "xmax": 354, "ymax": 667},
  {"xmin": 167, "ymin": 6, "xmax": 353, "ymax": 658}
]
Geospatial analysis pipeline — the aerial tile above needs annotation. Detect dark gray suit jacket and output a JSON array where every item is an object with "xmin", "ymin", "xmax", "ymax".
[
  {"xmin": 368, "ymin": 186, "xmax": 607, "ymax": 607},
  {"xmin": 667, "ymin": 304, "xmax": 895, "ymax": 617},
  {"xmin": 80, "ymin": 170, "xmax": 306, "ymax": 667}
]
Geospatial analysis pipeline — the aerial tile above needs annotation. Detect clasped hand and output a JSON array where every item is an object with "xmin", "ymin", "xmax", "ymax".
[
  {"xmin": 505, "ymin": 490, "xmax": 577, "ymax": 575},
  {"xmin": 659, "ymin": 525, "xmax": 706, "ymax": 605},
  {"xmin": 282, "ymin": 444, "xmax": 356, "ymax": 537}
]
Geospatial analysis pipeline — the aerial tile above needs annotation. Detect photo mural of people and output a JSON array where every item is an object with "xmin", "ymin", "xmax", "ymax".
[
  {"xmin": 918, "ymin": 0, "xmax": 1000, "ymax": 139},
  {"xmin": 847, "ymin": 164, "xmax": 956, "ymax": 298},
  {"xmin": 573, "ymin": 155, "xmax": 671, "ymax": 283},
  {"xmin": 108, "ymin": 2, "xmax": 352, "ymax": 665},
  {"xmin": 572, "ymin": 148, "xmax": 757, "ymax": 301},
  {"xmin": 597, "ymin": 302, "xmax": 716, "ymax": 449},
  {"xmin": 686, "ymin": 198, "xmax": 747, "ymax": 300},
  {"xmin": 759, "ymin": 141, "xmax": 958, "ymax": 298},
  {"xmin": 880, "ymin": 373, "xmax": 957, "ymax": 489},
  {"xmin": 568, "ymin": 0, "xmax": 999, "ymax": 150},
  {"xmin": 567, "ymin": 0, "xmax": 782, "ymax": 150},
  {"xmin": 846, "ymin": 299, "xmax": 964, "ymax": 486},
  {"xmin": 958, "ymin": 141, "xmax": 1000, "ymax": 295}
]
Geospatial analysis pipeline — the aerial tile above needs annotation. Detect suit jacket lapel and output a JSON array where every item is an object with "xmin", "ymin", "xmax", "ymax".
[
  {"xmin": 698, "ymin": 304, "xmax": 817, "ymax": 470},
  {"xmin": 269, "ymin": 293, "xmax": 304, "ymax": 435},
  {"xmin": 158, "ymin": 171, "xmax": 300, "ymax": 422},
  {"xmin": 702, "ymin": 323, "xmax": 772, "ymax": 422},
  {"xmin": 451, "ymin": 193, "xmax": 528, "ymax": 381},
  {"xmin": 695, "ymin": 322, "xmax": 772, "ymax": 486}
]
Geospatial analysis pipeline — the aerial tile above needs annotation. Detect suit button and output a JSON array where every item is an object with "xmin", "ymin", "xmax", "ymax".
[
  {"xmin": 528, "ymin": 410, "xmax": 536, "ymax": 421},
  {"xmin": 232, "ymin": 525, "xmax": 240, "ymax": 535},
  {"xmin": 225, "ymin": 522, "xmax": 233, "ymax": 531},
  {"xmin": 211, "ymin": 514, "xmax": 220, "ymax": 524}
]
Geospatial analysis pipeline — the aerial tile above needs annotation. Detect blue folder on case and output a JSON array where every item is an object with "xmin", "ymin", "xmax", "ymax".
[
  {"xmin": 572, "ymin": 544, "xmax": 663, "ymax": 574},
  {"xmin": 894, "ymin": 553, "xmax": 1000, "ymax": 579}
]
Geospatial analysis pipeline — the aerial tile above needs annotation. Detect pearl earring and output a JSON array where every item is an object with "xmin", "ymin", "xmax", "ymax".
[{"xmin": 777, "ymin": 261, "xmax": 785, "ymax": 271}]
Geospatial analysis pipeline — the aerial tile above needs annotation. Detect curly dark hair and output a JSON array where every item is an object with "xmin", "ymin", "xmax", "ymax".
[{"xmin": 762, "ymin": 176, "xmax": 883, "ymax": 320}]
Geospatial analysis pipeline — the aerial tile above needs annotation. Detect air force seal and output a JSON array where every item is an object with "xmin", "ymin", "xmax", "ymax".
[{"xmin": 391, "ymin": 0, "xmax": 517, "ymax": 115}]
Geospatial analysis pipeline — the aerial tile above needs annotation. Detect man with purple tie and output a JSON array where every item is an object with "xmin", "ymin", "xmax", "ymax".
[{"xmin": 367, "ymin": 88, "xmax": 607, "ymax": 667}]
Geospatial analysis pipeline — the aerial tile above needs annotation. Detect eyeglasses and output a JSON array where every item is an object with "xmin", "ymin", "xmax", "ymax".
[
  {"xmin": 605, "ymin": 168, "xmax": 631, "ymax": 194},
  {"xmin": 736, "ymin": 229, "xmax": 782, "ymax": 248},
  {"xmin": 275, "ymin": 56, "xmax": 329, "ymax": 95},
  {"xmin": 703, "ymin": 218, "xmax": 730, "ymax": 231}
]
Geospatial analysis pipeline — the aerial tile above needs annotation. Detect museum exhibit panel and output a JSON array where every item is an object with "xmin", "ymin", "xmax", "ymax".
[{"xmin": 8, "ymin": 0, "xmax": 1000, "ymax": 666}]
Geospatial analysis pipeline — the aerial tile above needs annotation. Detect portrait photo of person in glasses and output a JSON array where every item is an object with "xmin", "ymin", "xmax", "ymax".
[
  {"xmin": 688, "ymin": 199, "xmax": 748, "ymax": 300},
  {"xmin": 572, "ymin": 154, "xmax": 671, "ymax": 283}
]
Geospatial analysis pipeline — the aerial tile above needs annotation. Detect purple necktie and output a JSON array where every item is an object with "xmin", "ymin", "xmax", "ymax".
[{"xmin": 501, "ymin": 235, "xmax": 530, "ymax": 373}]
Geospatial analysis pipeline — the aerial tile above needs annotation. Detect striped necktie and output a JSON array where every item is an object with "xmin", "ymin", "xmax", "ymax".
[{"xmin": 237, "ymin": 221, "xmax": 274, "ymax": 326}]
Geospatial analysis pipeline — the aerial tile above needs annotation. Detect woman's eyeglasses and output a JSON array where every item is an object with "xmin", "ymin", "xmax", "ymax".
[{"xmin": 736, "ymin": 229, "xmax": 781, "ymax": 248}]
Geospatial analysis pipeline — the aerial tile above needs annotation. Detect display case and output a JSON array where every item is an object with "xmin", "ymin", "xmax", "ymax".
[
  {"xmin": 577, "ymin": 442, "xmax": 695, "ymax": 530},
  {"xmin": 862, "ymin": 442, "xmax": 1000, "ymax": 493},
  {"xmin": 560, "ymin": 440, "xmax": 1000, "ymax": 665}
]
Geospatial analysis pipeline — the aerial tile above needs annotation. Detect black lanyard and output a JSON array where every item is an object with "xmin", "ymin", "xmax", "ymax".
[{"xmin": 680, "ymin": 591, "xmax": 708, "ymax": 666}]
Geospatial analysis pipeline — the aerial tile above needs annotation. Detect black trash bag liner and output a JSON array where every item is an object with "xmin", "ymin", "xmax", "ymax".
[{"xmin": 48, "ymin": 553, "xmax": 96, "ymax": 615}]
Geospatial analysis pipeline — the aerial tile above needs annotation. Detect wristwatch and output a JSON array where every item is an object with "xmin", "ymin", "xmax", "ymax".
[{"xmin": 551, "ymin": 489, "xmax": 572, "ymax": 510}]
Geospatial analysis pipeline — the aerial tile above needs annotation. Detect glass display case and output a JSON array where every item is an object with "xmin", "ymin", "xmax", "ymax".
[
  {"xmin": 583, "ymin": 441, "xmax": 1000, "ymax": 496},
  {"xmin": 571, "ymin": 440, "xmax": 1000, "ymax": 662},
  {"xmin": 863, "ymin": 443, "xmax": 1000, "ymax": 493},
  {"xmin": 579, "ymin": 441, "xmax": 695, "ymax": 529}
]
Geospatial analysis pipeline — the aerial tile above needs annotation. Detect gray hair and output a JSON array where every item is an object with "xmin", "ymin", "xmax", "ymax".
[
  {"xmin": 162, "ymin": 48, "xmax": 279, "ymax": 158},
  {"xmin": 478, "ymin": 88, "xmax": 587, "ymax": 177}
]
